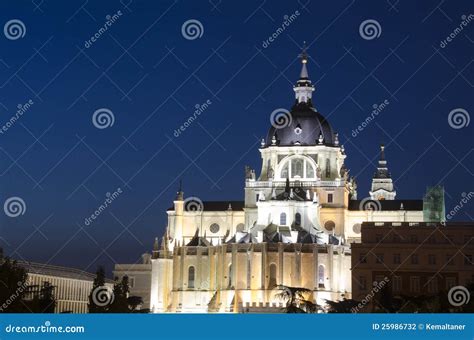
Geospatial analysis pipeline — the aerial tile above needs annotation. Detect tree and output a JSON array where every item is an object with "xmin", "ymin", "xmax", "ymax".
[
  {"xmin": 275, "ymin": 285, "xmax": 320, "ymax": 313},
  {"xmin": 0, "ymin": 257, "xmax": 28, "ymax": 312},
  {"xmin": 127, "ymin": 296, "xmax": 144, "ymax": 312},
  {"xmin": 325, "ymin": 298, "xmax": 361, "ymax": 313},
  {"xmin": 25, "ymin": 282, "xmax": 56, "ymax": 313},
  {"xmin": 108, "ymin": 276, "xmax": 130, "ymax": 313},
  {"xmin": 88, "ymin": 266, "xmax": 109, "ymax": 313},
  {"xmin": 38, "ymin": 282, "xmax": 56, "ymax": 313}
]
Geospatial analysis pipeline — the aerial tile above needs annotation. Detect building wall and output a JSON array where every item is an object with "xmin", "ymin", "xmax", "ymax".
[
  {"xmin": 150, "ymin": 243, "xmax": 351, "ymax": 313},
  {"xmin": 26, "ymin": 274, "xmax": 111, "ymax": 313},
  {"xmin": 351, "ymin": 222, "xmax": 474, "ymax": 311},
  {"xmin": 113, "ymin": 263, "xmax": 152, "ymax": 310}
]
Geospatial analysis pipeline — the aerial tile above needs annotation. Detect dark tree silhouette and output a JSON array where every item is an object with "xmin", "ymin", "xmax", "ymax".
[
  {"xmin": 0, "ymin": 253, "xmax": 56, "ymax": 313},
  {"xmin": 275, "ymin": 285, "xmax": 320, "ymax": 313},
  {"xmin": 127, "ymin": 296, "xmax": 144, "ymax": 312},
  {"xmin": 109, "ymin": 276, "xmax": 130, "ymax": 313},
  {"xmin": 88, "ymin": 266, "xmax": 108, "ymax": 313},
  {"xmin": 0, "ymin": 256, "xmax": 28, "ymax": 312},
  {"xmin": 325, "ymin": 298, "xmax": 361, "ymax": 313}
]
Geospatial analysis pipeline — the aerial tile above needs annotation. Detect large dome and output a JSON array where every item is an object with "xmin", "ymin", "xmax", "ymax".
[{"xmin": 265, "ymin": 101, "xmax": 335, "ymax": 147}]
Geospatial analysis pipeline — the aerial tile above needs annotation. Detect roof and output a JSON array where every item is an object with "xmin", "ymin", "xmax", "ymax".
[
  {"xmin": 265, "ymin": 101, "xmax": 336, "ymax": 147},
  {"xmin": 168, "ymin": 200, "xmax": 244, "ymax": 212},
  {"xmin": 348, "ymin": 199, "xmax": 423, "ymax": 211},
  {"xmin": 17, "ymin": 260, "xmax": 114, "ymax": 283}
]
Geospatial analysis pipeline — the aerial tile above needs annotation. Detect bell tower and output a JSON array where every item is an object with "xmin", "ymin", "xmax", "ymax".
[{"xmin": 369, "ymin": 144, "xmax": 396, "ymax": 200}]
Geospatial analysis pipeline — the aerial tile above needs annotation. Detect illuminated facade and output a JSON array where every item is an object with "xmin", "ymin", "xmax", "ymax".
[
  {"xmin": 116, "ymin": 48, "xmax": 429, "ymax": 313},
  {"xmin": 19, "ymin": 260, "xmax": 114, "ymax": 313}
]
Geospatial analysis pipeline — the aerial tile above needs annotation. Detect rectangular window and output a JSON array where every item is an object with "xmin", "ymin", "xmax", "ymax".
[
  {"xmin": 410, "ymin": 235, "xmax": 418, "ymax": 243},
  {"xmin": 128, "ymin": 277, "xmax": 135, "ymax": 288},
  {"xmin": 359, "ymin": 276, "xmax": 366, "ymax": 290},
  {"xmin": 427, "ymin": 278, "xmax": 438, "ymax": 293},
  {"xmin": 327, "ymin": 193, "xmax": 333, "ymax": 203},
  {"xmin": 375, "ymin": 234, "xmax": 383, "ymax": 242},
  {"xmin": 446, "ymin": 277, "xmax": 456, "ymax": 290},
  {"xmin": 359, "ymin": 253, "xmax": 367, "ymax": 264},
  {"xmin": 428, "ymin": 254, "xmax": 436, "ymax": 265},
  {"xmin": 465, "ymin": 254, "xmax": 473, "ymax": 265},
  {"xmin": 375, "ymin": 254, "xmax": 384, "ymax": 264},
  {"xmin": 392, "ymin": 276, "xmax": 402, "ymax": 292},
  {"xmin": 446, "ymin": 254, "xmax": 454, "ymax": 265},
  {"xmin": 393, "ymin": 253, "xmax": 401, "ymax": 264},
  {"xmin": 374, "ymin": 275, "xmax": 385, "ymax": 284},
  {"xmin": 411, "ymin": 254, "xmax": 418, "ymax": 265},
  {"xmin": 280, "ymin": 213, "xmax": 287, "ymax": 225},
  {"xmin": 410, "ymin": 276, "xmax": 420, "ymax": 293}
]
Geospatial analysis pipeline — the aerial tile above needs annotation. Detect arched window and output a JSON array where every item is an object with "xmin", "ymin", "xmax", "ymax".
[
  {"xmin": 280, "ymin": 213, "xmax": 287, "ymax": 225},
  {"xmin": 291, "ymin": 158, "xmax": 304, "ymax": 178},
  {"xmin": 318, "ymin": 265, "xmax": 325, "ymax": 288},
  {"xmin": 325, "ymin": 159, "xmax": 331, "ymax": 177},
  {"xmin": 188, "ymin": 266, "xmax": 195, "ymax": 289},
  {"xmin": 228, "ymin": 264, "xmax": 233, "ymax": 288},
  {"xmin": 269, "ymin": 264, "xmax": 277, "ymax": 288},
  {"xmin": 280, "ymin": 162, "xmax": 289, "ymax": 178},
  {"xmin": 278, "ymin": 156, "xmax": 317, "ymax": 180},
  {"xmin": 295, "ymin": 213, "xmax": 301, "ymax": 226}
]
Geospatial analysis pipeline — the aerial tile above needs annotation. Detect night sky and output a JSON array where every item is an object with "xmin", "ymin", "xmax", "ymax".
[{"xmin": 0, "ymin": 0, "xmax": 472, "ymax": 276}]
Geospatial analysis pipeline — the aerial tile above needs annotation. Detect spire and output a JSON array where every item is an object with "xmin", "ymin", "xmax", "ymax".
[
  {"xmin": 176, "ymin": 179, "xmax": 184, "ymax": 200},
  {"xmin": 374, "ymin": 144, "xmax": 389, "ymax": 178},
  {"xmin": 299, "ymin": 41, "xmax": 309, "ymax": 79},
  {"xmin": 379, "ymin": 144, "xmax": 385, "ymax": 162},
  {"xmin": 152, "ymin": 237, "xmax": 159, "ymax": 258},
  {"xmin": 370, "ymin": 144, "xmax": 396, "ymax": 200},
  {"xmin": 294, "ymin": 42, "xmax": 315, "ymax": 104}
]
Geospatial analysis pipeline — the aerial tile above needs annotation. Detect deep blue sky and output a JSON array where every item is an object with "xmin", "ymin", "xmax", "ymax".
[{"xmin": 0, "ymin": 0, "xmax": 472, "ymax": 276}]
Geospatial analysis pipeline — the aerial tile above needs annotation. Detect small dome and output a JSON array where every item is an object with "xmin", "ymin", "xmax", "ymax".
[{"xmin": 266, "ymin": 101, "xmax": 335, "ymax": 147}]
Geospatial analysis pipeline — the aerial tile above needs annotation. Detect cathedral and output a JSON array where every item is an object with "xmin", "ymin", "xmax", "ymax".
[{"xmin": 115, "ymin": 48, "xmax": 431, "ymax": 313}]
